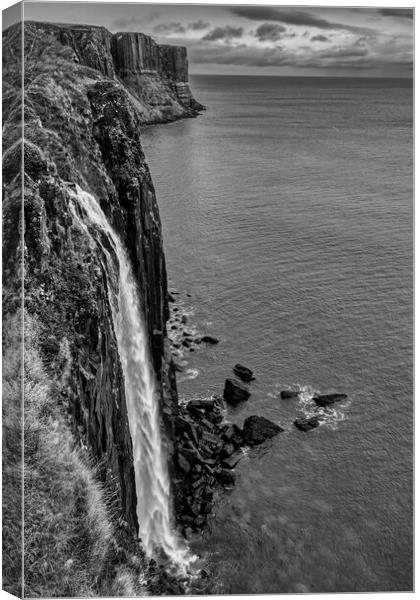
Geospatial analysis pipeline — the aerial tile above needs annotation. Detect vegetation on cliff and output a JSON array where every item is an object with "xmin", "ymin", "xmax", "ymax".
[{"xmin": 3, "ymin": 313, "xmax": 188, "ymax": 597}]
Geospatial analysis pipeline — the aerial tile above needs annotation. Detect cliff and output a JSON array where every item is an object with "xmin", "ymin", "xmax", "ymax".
[
  {"xmin": 25, "ymin": 21, "xmax": 204, "ymax": 123},
  {"xmin": 3, "ymin": 20, "xmax": 202, "ymax": 593}
]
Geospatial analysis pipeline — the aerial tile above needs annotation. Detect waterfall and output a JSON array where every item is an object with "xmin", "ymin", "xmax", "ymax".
[{"xmin": 68, "ymin": 186, "xmax": 189, "ymax": 566}]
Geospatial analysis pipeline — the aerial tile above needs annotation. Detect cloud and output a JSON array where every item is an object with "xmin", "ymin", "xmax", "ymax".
[
  {"xmin": 188, "ymin": 20, "xmax": 209, "ymax": 31},
  {"xmin": 202, "ymin": 26, "xmax": 244, "ymax": 41},
  {"xmin": 183, "ymin": 35, "xmax": 411, "ymax": 75},
  {"xmin": 153, "ymin": 22, "xmax": 186, "ymax": 34},
  {"xmin": 113, "ymin": 11, "xmax": 160, "ymax": 29},
  {"xmin": 378, "ymin": 8, "xmax": 413, "ymax": 19},
  {"xmin": 230, "ymin": 7, "xmax": 371, "ymax": 34},
  {"xmin": 318, "ymin": 45, "xmax": 368, "ymax": 59},
  {"xmin": 255, "ymin": 23, "xmax": 287, "ymax": 42},
  {"xmin": 311, "ymin": 35, "xmax": 329, "ymax": 42}
]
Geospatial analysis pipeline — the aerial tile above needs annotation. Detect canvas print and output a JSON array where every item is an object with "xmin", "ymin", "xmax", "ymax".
[{"xmin": 2, "ymin": 1, "xmax": 413, "ymax": 597}]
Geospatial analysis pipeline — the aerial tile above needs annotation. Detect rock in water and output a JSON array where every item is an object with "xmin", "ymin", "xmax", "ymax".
[
  {"xmin": 216, "ymin": 469, "xmax": 235, "ymax": 486},
  {"xmin": 280, "ymin": 390, "xmax": 299, "ymax": 399},
  {"xmin": 200, "ymin": 335, "xmax": 219, "ymax": 345},
  {"xmin": 223, "ymin": 378, "xmax": 250, "ymax": 403},
  {"xmin": 242, "ymin": 415, "xmax": 283, "ymax": 446},
  {"xmin": 233, "ymin": 364, "xmax": 254, "ymax": 382},
  {"xmin": 294, "ymin": 417, "xmax": 320, "ymax": 431},
  {"xmin": 313, "ymin": 393, "xmax": 347, "ymax": 407},
  {"xmin": 221, "ymin": 452, "xmax": 243, "ymax": 469}
]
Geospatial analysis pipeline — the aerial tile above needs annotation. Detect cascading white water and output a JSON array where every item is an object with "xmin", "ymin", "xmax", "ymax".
[{"xmin": 68, "ymin": 185, "xmax": 189, "ymax": 566}]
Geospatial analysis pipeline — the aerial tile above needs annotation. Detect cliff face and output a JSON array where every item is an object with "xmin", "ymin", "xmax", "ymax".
[
  {"xmin": 25, "ymin": 21, "xmax": 204, "ymax": 123},
  {"xmin": 3, "ymin": 20, "xmax": 197, "ymax": 536}
]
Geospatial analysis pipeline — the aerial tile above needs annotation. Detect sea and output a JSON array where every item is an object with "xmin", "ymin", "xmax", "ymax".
[{"xmin": 141, "ymin": 75, "xmax": 413, "ymax": 593}]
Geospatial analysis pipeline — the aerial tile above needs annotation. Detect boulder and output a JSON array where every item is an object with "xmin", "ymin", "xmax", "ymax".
[
  {"xmin": 181, "ymin": 315, "xmax": 188, "ymax": 324},
  {"xmin": 168, "ymin": 293, "xmax": 176, "ymax": 302},
  {"xmin": 313, "ymin": 393, "xmax": 347, "ymax": 407},
  {"xmin": 242, "ymin": 415, "xmax": 283, "ymax": 446},
  {"xmin": 188, "ymin": 399, "xmax": 216, "ymax": 411},
  {"xmin": 233, "ymin": 363, "xmax": 254, "ymax": 382},
  {"xmin": 221, "ymin": 452, "xmax": 243, "ymax": 469},
  {"xmin": 177, "ymin": 452, "xmax": 192, "ymax": 473},
  {"xmin": 220, "ymin": 443, "xmax": 235, "ymax": 459},
  {"xmin": 216, "ymin": 469, "xmax": 236, "ymax": 486},
  {"xmin": 222, "ymin": 423, "xmax": 244, "ymax": 447},
  {"xmin": 200, "ymin": 335, "xmax": 219, "ymax": 345},
  {"xmin": 294, "ymin": 416, "xmax": 320, "ymax": 431},
  {"xmin": 223, "ymin": 378, "xmax": 250, "ymax": 403},
  {"xmin": 281, "ymin": 390, "xmax": 299, "ymax": 399}
]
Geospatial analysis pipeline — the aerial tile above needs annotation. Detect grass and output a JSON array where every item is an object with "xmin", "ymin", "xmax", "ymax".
[{"xmin": 3, "ymin": 312, "xmax": 152, "ymax": 597}]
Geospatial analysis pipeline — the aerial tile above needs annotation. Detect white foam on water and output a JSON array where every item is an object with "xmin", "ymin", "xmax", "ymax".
[
  {"xmin": 69, "ymin": 186, "xmax": 195, "ymax": 572},
  {"xmin": 295, "ymin": 384, "xmax": 349, "ymax": 429},
  {"xmin": 177, "ymin": 368, "xmax": 200, "ymax": 382}
]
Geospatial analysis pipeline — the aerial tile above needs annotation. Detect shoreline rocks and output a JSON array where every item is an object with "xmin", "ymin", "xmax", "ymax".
[
  {"xmin": 243, "ymin": 415, "xmax": 283, "ymax": 445},
  {"xmin": 281, "ymin": 390, "xmax": 300, "ymax": 399},
  {"xmin": 173, "ymin": 395, "xmax": 284, "ymax": 536},
  {"xmin": 294, "ymin": 416, "xmax": 320, "ymax": 432},
  {"xmin": 200, "ymin": 335, "xmax": 219, "ymax": 345},
  {"xmin": 313, "ymin": 393, "xmax": 347, "ymax": 407},
  {"xmin": 223, "ymin": 378, "xmax": 250, "ymax": 403},
  {"xmin": 233, "ymin": 364, "xmax": 254, "ymax": 382}
]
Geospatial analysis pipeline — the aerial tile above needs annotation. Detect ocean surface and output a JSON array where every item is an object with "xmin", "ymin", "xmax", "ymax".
[{"xmin": 142, "ymin": 75, "xmax": 413, "ymax": 593}]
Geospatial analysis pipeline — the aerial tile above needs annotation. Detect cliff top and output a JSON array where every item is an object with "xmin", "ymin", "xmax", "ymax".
[{"xmin": 4, "ymin": 20, "xmax": 187, "ymax": 52}]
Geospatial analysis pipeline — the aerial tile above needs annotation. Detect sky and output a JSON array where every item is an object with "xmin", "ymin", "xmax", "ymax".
[{"xmin": 4, "ymin": 2, "xmax": 414, "ymax": 77}]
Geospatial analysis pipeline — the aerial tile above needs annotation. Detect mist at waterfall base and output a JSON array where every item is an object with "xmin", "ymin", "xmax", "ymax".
[
  {"xmin": 68, "ymin": 187, "xmax": 191, "ymax": 570},
  {"xmin": 142, "ymin": 76, "xmax": 413, "ymax": 593}
]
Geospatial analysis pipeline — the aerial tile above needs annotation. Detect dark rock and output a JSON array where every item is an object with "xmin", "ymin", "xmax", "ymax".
[
  {"xmin": 201, "ymin": 501, "xmax": 212, "ymax": 514},
  {"xmin": 242, "ymin": 415, "xmax": 283, "ymax": 446},
  {"xmin": 220, "ymin": 443, "xmax": 235, "ymax": 459},
  {"xmin": 194, "ymin": 515, "xmax": 206, "ymax": 527},
  {"xmin": 294, "ymin": 417, "xmax": 320, "ymax": 432},
  {"xmin": 281, "ymin": 390, "xmax": 299, "ymax": 399},
  {"xmin": 201, "ymin": 430, "xmax": 222, "ymax": 447},
  {"xmin": 192, "ymin": 476, "xmax": 205, "ymax": 490},
  {"xmin": 221, "ymin": 451, "xmax": 243, "ymax": 469},
  {"xmin": 181, "ymin": 446, "xmax": 205, "ymax": 464},
  {"xmin": 216, "ymin": 469, "xmax": 236, "ymax": 486},
  {"xmin": 222, "ymin": 424, "xmax": 244, "ymax": 447},
  {"xmin": 233, "ymin": 364, "xmax": 254, "ymax": 382},
  {"xmin": 313, "ymin": 393, "xmax": 347, "ymax": 407},
  {"xmin": 181, "ymin": 315, "xmax": 188, "ymax": 324},
  {"xmin": 223, "ymin": 378, "xmax": 250, "ymax": 403},
  {"xmin": 188, "ymin": 399, "xmax": 216, "ymax": 411},
  {"xmin": 177, "ymin": 452, "xmax": 192, "ymax": 473},
  {"xmin": 168, "ymin": 293, "xmax": 176, "ymax": 302},
  {"xmin": 201, "ymin": 418, "xmax": 214, "ymax": 430},
  {"xmin": 200, "ymin": 335, "xmax": 219, "ymax": 345}
]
